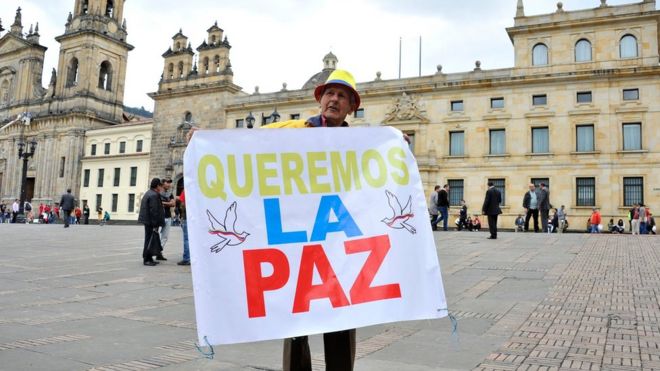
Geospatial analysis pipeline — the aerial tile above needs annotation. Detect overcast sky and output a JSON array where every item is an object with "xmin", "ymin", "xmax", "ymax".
[{"xmin": 3, "ymin": 0, "xmax": 656, "ymax": 111}]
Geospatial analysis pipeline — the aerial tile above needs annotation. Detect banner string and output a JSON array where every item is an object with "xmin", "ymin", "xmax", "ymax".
[{"xmin": 195, "ymin": 336, "xmax": 215, "ymax": 359}]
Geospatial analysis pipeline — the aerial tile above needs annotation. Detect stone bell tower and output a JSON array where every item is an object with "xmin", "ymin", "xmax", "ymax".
[{"xmin": 53, "ymin": 0, "xmax": 133, "ymax": 122}]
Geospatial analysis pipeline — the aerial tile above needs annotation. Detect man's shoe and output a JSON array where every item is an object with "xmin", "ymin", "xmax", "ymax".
[
  {"xmin": 487, "ymin": 236, "xmax": 497, "ymax": 239},
  {"xmin": 156, "ymin": 255, "xmax": 167, "ymax": 261},
  {"xmin": 143, "ymin": 261, "xmax": 157, "ymax": 266},
  {"xmin": 177, "ymin": 260, "xmax": 190, "ymax": 266}
]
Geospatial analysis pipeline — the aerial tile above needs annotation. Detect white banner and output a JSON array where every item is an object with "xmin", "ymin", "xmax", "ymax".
[{"xmin": 184, "ymin": 127, "xmax": 446, "ymax": 345}]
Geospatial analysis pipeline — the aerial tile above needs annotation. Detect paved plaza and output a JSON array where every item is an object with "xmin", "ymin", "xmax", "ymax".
[{"xmin": 0, "ymin": 225, "xmax": 658, "ymax": 370}]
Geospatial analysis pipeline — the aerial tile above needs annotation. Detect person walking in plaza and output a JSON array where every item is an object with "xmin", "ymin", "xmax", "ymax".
[
  {"xmin": 159, "ymin": 178, "xmax": 175, "ymax": 260},
  {"xmin": 138, "ymin": 178, "xmax": 166, "ymax": 266},
  {"xmin": 437, "ymin": 184, "xmax": 450, "ymax": 231},
  {"xmin": 482, "ymin": 181, "xmax": 502, "ymax": 239},
  {"xmin": 11, "ymin": 199, "xmax": 19, "ymax": 223},
  {"xmin": 538, "ymin": 183, "xmax": 551, "ymax": 233},
  {"xmin": 176, "ymin": 188, "xmax": 190, "ymax": 266},
  {"xmin": 83, "ymin": 202, "xmax": 90, "ymax": 225},
  {"xmin": 639, "ymin": 204, "xmax": 648, "ymax": 235},
  {"xmin": 0, "ymin": 202, "xmax": 5, "ymax": 223},
  {"xmin": 522, "ymin": 183, "xmax": 540, "ymax": 232},
  {"xmin": 557, "ymin": 205, "xmax": 567, "ymax": 233},
  {"xmin": 59, "ymin": 189, "xmax": 75, "ymax": 228},
  {"xmin": 589, "ymin": 208, "xmax": 602, "ymax": 233},
  {"xmin": 457, "ymin": 199, "xmax": 468, "ymax": 231},
  {"xmin": 428, "ymin": 185, "xmax": 440, "ymax": 231}
]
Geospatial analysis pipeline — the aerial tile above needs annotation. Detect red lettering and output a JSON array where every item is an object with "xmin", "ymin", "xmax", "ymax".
[
  {"xmin": 243, "ymin": 249, "xmax": 290, "ymax": 318},
  {"xmin": 345, "ymin": 235, "xmax": 401, "ymax": 304},
  {"xmin": 292, "ymin": 244, "xmax": 350, "ymax": 313}
]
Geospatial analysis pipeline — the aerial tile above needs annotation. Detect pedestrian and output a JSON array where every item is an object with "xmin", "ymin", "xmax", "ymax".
[
  {"xmin": 102, "ymin": 210, "xmax": 110, "ymax": 226},
  {"xmin": 11, "ymin": 199, "xmax": 19, "ymax": 223},
  {"xmin": 97, "ymin": 206, "xmax": 103, "ymax": 224},
  {"xmin": 648, "ymin": 212, "xmax": 656, "ymax": 235},
  {"xmin": 639, "ymin": 204, "xmax": 648, "ymax": 235},
  {"xmin": 522, "ymin": 183, "xmax": 540, "ymax": 232},
  {"xmin": 457, "ymin": 199, "xmax": 468, "ymax": 231},
  {"xmin": 83, "ymin": 202, "xmax": 90, "ymax": 225},
  {"xmin": 0, "ymin": 203, "xmax": 5, "ymax": 223},
  {"xmin": 437, "ymin": 184, "xmax": 450, "ymax": 231},
  {"xmin": 589, "ymin": 208, "xmax": 602, "ymax": 233},
  {"xmin": 482, "ymin": 181, "xmax": 502, "ymax": 239},
  {"xmin": 24, "ymin": 200, "xmax": 33, "ymax": 223},
  {"xmin": 159, "ymin": 178, "xmax": 175, "ymax": 259},
  {"xmin": 176, "ymin": 188, "xmax": 190, "ymax": 266},
  {"xmin": 59, "ymin": 189, "xmax": 75, "ymax": 228},
  {"xmin": 428, "ymin": 185, "xmax": 440, "ymax": 231},
  {"xmin": 538, "ymin": 183, "xmax": 551, "ymax": 233},
  {"xmin": 548, "ymin": 208, "xmax": 558, "ymax": 233},
  {"xmin": 138, "ymin": 178, "xmax": 166, "ymax": 266},
  {"xmin": 557, "ymin": 205, "xmax": 567, "ymax": 233},
  {"xmin": 631, "ymin": 204, "xmax": 640, "ymax": 235}
]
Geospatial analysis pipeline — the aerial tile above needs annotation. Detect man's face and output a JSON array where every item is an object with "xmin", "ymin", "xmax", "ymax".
[
  {"xmin": 529, "ymin": 184, "xmax": 536, "ymax": 191},
  {"xmin": 163, "ymin": 182, "xmax": 172, "ymax": 191},
  {"xmin": 319, "ymin": 85, "xmax": 354, "ymax": 126}
]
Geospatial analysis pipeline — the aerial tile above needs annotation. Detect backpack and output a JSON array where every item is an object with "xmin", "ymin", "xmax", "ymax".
[{"xmin": 25, "ymin": 203, "xmax": 32, "ymax": 211}]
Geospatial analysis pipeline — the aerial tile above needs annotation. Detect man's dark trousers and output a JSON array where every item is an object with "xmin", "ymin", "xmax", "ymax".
[
  {"xmin": 488, "ymin": 214, "xmax": 498, "ymax": 238},
  {"xmin": 63, "ymin": 209, "xmax": 72, "ymax": 227},
  {"xmin": 283, "ymin": 329, "xmax": 355, "ymax": 371},
  {"xmin": 438, "ymin": 207, "xmax": 449, "ymax": 231},
  {"xmin": 525, "ymin": 208, "xmax": 539, "ymax": 232},
  {"xmin": 142, "ymin": 225, "xmax": 157, "ymax": 263}
]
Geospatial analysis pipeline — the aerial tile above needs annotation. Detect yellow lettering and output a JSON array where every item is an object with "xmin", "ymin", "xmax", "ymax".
[
  {"xmin": 361, "ymin": 149, "xmax": 387, "ymax": 188},
  {"xmin": 280, "ymin": 153, "xmax": 308, "ymax": 195},
  {"xmin": 198, "ymin": 154, "xmax": 227, "ymax": 200},
  {"xmin": 388, "ymin": 147, "xmax": 409, "ymax": 185},
  {"xmin": 330, "ymin": 151, "xmax": 361, "ymax": 192},
  {"xmin": 256, "ymin": 153, "xmax": 281, "ymax": 196},
  {"xmin": 307, "ymin": 152, "xmax": 331, "ymax": 194},
  {"xmin": 227, "ymin": 154, "xmax": 254, "ymax": 198}
]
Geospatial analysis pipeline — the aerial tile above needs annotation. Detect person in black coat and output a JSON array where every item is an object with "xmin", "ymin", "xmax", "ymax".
[
  {"xmin": 537, "ymin": 183, "xmax": 551, "ymax": 233},
  {"xmin": 481, "ymin": 181, "xmax": 502, "ymax": 239},
  {"xmin": 138, "ymin": 178, "xmax": 166, "ymax": 266},
  {"xmin": 59, "ymin": 189, "xmax": 76, "ymax": 228}
]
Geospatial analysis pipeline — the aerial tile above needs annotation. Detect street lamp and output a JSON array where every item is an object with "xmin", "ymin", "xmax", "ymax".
[
  {"xmin": 245, "ymin": 112, "xmax": 255, "ymax": 129},
  {"xmin": 16, "ymin": 137, "xmax": 37, "ymax": 224}
]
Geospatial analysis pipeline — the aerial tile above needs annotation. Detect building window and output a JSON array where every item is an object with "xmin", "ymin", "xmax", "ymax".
[
  {"xmin": 447, "ymin": 179, "xmax": 464, "ymax": 206},
  {"xmin": 91, "ymin": 144, "xmax": 97, "ymax": 156},
  {"xmin": 130, "ymin": 167, "xmax": 137, "ymax": 187},
  {"xmin": 290, "ymin": 113, "xmax": 300, "ymax": 120},
  {"xmin": 622, "ymin": 123, "xmax": 641, "ymax": 151},
  {"xmin": 450, "ymin": 100, "xmax": 464, "ymax": 112},
  {"xmin": 404, "ymin": 131, "xmax": 415, "ymax": 153},
  {"xmin": 97, "ymin": 169, "xmax": 105, "ymax": 187},
  {"xmin": 105, "ymin": 0, "xmax": 114, "ymax": 17},
  {"xmin": 83, "ymin": 169, "xmax": 90, "ymax": 187},
  {"xmin": 98, "ymin": 61, "xmax": 112, "ymax": 91},
  {"xmin": 531, "ymin": 178, "xmax": 550, "ymax": 190},
  {"xmin": 490, "ymin": 97, "xmax": 504, "ymax": 109},
  {"xmin": 576, "ymin": 177, "xmax": 596, "ymax": 206},
  {"xmin": 623, "ymin": 177, "xmax": 643, "ymax": 206},
  {"xmin": 113, "ymin": 168, "xmax": 121, "ymax": 187},
  {"xmin": 67, "ymin": 57, "xmax": 79, "ymax": 87},
  {"xmin": 136, "ymin": 140, "xmax": 143, "ymax": 153},
  {"xmin": 128, "ymin": 194, "xmax": 135, "ymax": 212},
  {"xmin": 577, "ymin": 91, "xmax": 592, "ymax": 103},
  {"xmin": 576, "ymin": 125, "xmax": 595, "ymax": 152},
  {"xmin": 184, "ymin": 111, "xmax": 193, "ymax": 123},
  {"xmin": 235, "ymin": 119, "xmax": 244, "ymax": 128},
  {"xmin": 111, "ymin": 194, "xmax": 118, "ymax": 213},
  {"xmin": 119, "ymin": 141, "xmax": 126, "ymax": 154},
  {"xmin": 489, "ymin": 129, "xmax": 506, "ymax": 155},
  {"xmin": 623, "ymin": 88, "xmax": 639, "ymax": 101},
  {"xmin": 489, "ymin": 178, "xmax": 506, "ymax": 206},
  {"xmin": 575, "ymin": 39, "xmax": 592, "ymax": 62},
  {"xmin": 620, "ymin": 34, "xmax": 638, "ymax": 58},
  {"xmin": 353, "ymin": 108, "xmax": 365, "ymax": 118},
  {"xmin": 104, "ymin": 143, "xmax": 110, "ymax": 155},
  {"xmin": 59, "ymin": 157, "xmax": 66, "ymax": 178},
  {"xmin": 532, "ymin": 94, "xmax": 547, "ymax": 106},
  {"xmin": 532, "ymin": 43, "xmax": 548, "ymax": 66},
  {"xmin": 96, "ymin": 194, "xmax": 102, "ymax": 212},
  {"xmin": 449, "ymin": 131, "xmax": 464, "ymax": 156},
  {"xmin": 532, "ymin": 127, "xmax": 549, "ymax": 153}
]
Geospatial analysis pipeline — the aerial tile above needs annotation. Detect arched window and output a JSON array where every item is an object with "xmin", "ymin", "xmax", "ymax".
[
  {"xmin": 82, "ymin": 0, "xmax": 89, "ymax": 15},
  {"xmin": 575, "ymin": 39, "xmax": 592, "ymax": 62},
  {"xmin": 67, "ymin": 57, "xmax": 79, "ymax": 87},
  {"xmin": 178, "ymin": 61, "xmax": 184, "ymax": 78},
  {"xmin": 105, "ymin": 0, "xmax": 114, "ymax": 17},
  {"xmin": 211, "ymin": 35, "xmax": 216, "ymax": 44},
  {"xmin": 214, "ymin": 55, "xmax": 220, "ymax": 73},
  {"xmin": 98, "ymin": 61, "xmax": 112, "ymax": 91},
  {"xmin": 620, "ymin": 34, "xmax": 638, "ymax": 58},
  {"xmin": 532, "ymin": 43, "xmax": 548, "ymax": 66},
  {"xmin": 184, "ymin": 111, "xmax": 193, "ymax": 122},
  {"xmin": 168, "ymin": 63, "xmax": 174, "ymax": 79},
  {"xmin": 1, "ymin": 80, "xmax": 10, "ymax": 105},
  {"xmin": 203, "ymin": 57, "xmax": 209, "ymax": 74}
]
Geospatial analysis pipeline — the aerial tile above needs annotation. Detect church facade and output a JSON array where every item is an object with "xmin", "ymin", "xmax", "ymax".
[
  {"xmin": 150, "ymin": 0, "xmax": 659, "ymax": 228},
  {"xmin": 0, "ymin": 0, "xmax": 133, "ymax": 206}
]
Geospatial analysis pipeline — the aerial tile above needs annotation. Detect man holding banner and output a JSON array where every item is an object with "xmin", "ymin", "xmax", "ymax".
[{"xmin": 184, "ymin": 70, "xmax": 447, "ymax": 371}]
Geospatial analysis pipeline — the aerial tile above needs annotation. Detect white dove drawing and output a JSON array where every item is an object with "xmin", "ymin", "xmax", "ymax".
[
  {"xmin": 207, "ymin": 202, "xmax": 250, "ymax": 253},
  {"xmin": 381, "ymin": 190, "xmax": 416, "ymax": 234}
]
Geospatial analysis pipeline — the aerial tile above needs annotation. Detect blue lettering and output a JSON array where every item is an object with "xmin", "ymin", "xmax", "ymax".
[
  {"xmin": 264, "ymin": 198, "xmax": 308, "ymax": 245},
  {"xmin": 310, "ymin": 195, "xmax": 363, "ymax": 242}
]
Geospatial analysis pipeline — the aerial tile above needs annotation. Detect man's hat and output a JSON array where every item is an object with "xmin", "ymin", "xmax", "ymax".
[{"xmin": 314, "ymin": 69, "xmax": 360, "ymax": 110}]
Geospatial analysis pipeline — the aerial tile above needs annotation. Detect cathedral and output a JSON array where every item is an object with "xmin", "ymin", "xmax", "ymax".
[{"xmin": 0, "ymin": 0, "xmax": 132, "ymax": 205}]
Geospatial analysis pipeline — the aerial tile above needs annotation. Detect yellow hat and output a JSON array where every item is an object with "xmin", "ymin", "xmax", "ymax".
[{"xmin": 314, "ymin": 69, "xmax": 360, "ymax": 110}]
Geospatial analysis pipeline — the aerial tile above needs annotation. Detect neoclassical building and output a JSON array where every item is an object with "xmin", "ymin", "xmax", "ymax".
[
  {"xmin": 0, "ymin": 0, "xmax": 133, "ymax": 205},
  {"xmin": 151, "ymin": 0, "xmax": 659, "ymax": 228}
]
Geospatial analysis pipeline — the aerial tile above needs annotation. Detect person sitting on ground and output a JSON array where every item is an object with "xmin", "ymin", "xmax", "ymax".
[
  {"xmin": 515, "ymin": 214, "xmax": 524, "ymax": 232},
  {"xmin": 549, "ymin": 208, "xmax": 559, "ymax": 233},
  {"xmin": 608, "ymin": 218, "xmax": 617, "ymax": 233},
  {"xmin": 616, "ymin": 219, "xmax": 625, "ymax": 234},
  {"xmin": 465, "ymin": 216, "xmax": 473, "ymax": 231},
  {"xmin": 457, "ymin": 200, "xmax": 468, "ymax": 231},
  {"xmin": 472, "ymin": 215, "xmax": 481, "ymax": 231}
]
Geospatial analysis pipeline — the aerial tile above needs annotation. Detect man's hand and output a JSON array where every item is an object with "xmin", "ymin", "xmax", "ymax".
[{"xmin": 186, "ymin": 127, "xmax": 200, "ymax": 144}]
